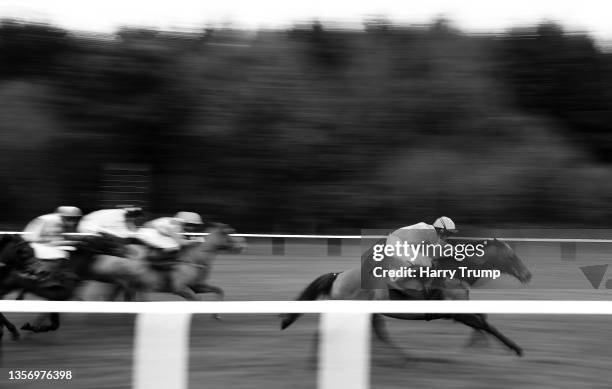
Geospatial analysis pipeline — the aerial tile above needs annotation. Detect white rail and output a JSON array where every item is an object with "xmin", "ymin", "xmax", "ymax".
[
  {"xmin": 1, "ymin": 300, "xmax": 612, "ymax": 314},
  {"xmin": 2, "ymin": 301, "xmax": 612, "ymax": 389},
  {"xmin": 1, "ymin": 231, "xmax": 612, "ymax": 243}
]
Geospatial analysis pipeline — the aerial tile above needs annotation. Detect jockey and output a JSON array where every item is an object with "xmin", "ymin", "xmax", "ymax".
[
  {"xmin": 23, "ymin": 206, "xmax": 83, "ymax": 260},
  {"xmin": 139, "ymin": 211, "xmax": 205, "ymax": 256},
  {"xmin": 77, "ymin": 206, "xmax": 144, "ymax": 240},
  {"xmin": 384, "ymin": 216, "xmax": 458, "ymax": 297}
]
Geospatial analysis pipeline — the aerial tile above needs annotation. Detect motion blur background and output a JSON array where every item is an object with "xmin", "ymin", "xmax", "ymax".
[{"xmin": 1, "ymin": 15, "xmax": 612, "ymax": 232}]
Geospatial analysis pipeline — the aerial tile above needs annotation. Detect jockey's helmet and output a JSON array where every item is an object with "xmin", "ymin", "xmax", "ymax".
[
  {"xmin": 175, "ymin": 211, "xmax": 203, "ymax": 225},
  {"xmin": 433, "ymin": 216, "xmax": 457, "ymax": 234},
  {"xmin": 56, "ymin": 206, "xmax": 82, "ymax": 218}
]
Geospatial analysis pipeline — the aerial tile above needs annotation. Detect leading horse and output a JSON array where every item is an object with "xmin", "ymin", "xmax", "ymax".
[{"xmin": 281, "ymin": 238, "xmax": 531, "ymax": 357}]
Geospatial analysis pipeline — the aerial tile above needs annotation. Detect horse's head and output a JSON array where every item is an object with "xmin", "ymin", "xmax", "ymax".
[
  {"xmin": 481, "ymin": 238, "xmax": 531, "ymax": 284},
  {"xmin": 204, "ymin": 223, "xmax": 246, "ymax": 254},
  {"xmin": 0, "ymin": 234, "xmax": 35, "ymax": 276}
]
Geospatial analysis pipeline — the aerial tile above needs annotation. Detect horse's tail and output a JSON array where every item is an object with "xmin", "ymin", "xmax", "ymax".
[{"xmin": 280, "ymin": 272, "xmax": 339, "ymax": 330}]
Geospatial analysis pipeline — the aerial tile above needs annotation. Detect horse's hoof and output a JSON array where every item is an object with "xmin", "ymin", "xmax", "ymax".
[
  {"xmin": 10, "ymin": 331, "xmax": 20, "ymax": 341},
  {"xmin": 515, "ymin": 348, "xmax": 524, "ymax": 357},
  {"xmin": 213, "ymin": 314, "xmax": 222, "ymax": 321}
]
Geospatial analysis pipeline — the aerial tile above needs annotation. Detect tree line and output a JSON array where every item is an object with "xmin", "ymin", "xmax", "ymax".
[{"xmin": 0, "ymin": 19, "xmax": 611, "ymax": 232}]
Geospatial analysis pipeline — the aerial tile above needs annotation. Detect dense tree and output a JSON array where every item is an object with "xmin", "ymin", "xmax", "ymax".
[{"xmin": 0, "ymin": 20, "xmax": 611, "ymax": 232}]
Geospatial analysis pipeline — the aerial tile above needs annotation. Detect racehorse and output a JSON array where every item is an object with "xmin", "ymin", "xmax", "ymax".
[
  {"xmin": 280, "ymin": 238, "xmax": 531, "ymax": 357},
  {"xmin": 110, "ymin": 223, "xmax": 245, "ymax": 302},
  {"xmin": 6, "ymin": 233, "xmax": 141, "ymax": 333},
  {"xmin": 0, "ymin": 234, "xmax": 37, "ymax": 340}
]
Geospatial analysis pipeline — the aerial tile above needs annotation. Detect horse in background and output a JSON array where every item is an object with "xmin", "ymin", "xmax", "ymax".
[
  {"xmin": 111, "ymin": 223, "xmax": 246, "ymax": 302},
  {"xmin": 5, "ymin": 233, "xmax": 143, "ymax": 333},
  {"xmin": 0, "ymin": 234, "xmax": 37, "ymax": 340}
]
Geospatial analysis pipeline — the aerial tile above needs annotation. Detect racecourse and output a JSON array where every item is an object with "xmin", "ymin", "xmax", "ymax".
[
  {"xmin": 0, "ymin": 313, "xmax": 611, "ymax": 389},
  {"xmin": 78, "ymin": 239, "xmax": 612, "ymax": 301},
  {"xmin": 1, "ymin": 241, "xmax": 612, "ymax": 388}
]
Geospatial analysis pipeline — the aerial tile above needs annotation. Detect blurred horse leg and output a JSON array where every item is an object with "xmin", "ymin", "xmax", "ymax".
[
  {"xmin": 435, "ymin": 284, "xmax": 502, "ymax": 350},
  {"xmin": 0, "ymin": 313, "xmax": 19, "ymax": 341},
  {"xmin": 192, "ymin": 283, "xmax": 224, "ymax": 301},
  {"xmin": 192, "ymin": 283, "xmax": 224, "ymax": 320},
  {"xmin": 15, "ymin": 290, "xmax": 26, "ymax": 300},
  {"xmin": 107, "ymin": 281, "xmax": 139, "ymax": 301},
  {"xmin": 21, "ymin": 312, "xmax": 60, "ymax": 333},
  {"xmin": 371, "ymin": 313, "xmax": 408, "ymax": 364},
  {"xmin": 451, "ymin": 314, "xmax": 523, "ymax": 356},
  {"xmin": 48, "ymin": 312, "xmax": 60, "ymax": 331},
  {"xmin": 173, "ymin": 285, "xmax": 200, "ymax": 301},
  {"xmin": 107, "ymin": 284, "xmax": 124, "ymax": 301}
]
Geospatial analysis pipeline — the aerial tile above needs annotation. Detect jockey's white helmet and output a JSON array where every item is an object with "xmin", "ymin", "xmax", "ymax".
[
  {"xmin": 433, "ymin": 216, "xmax": 457, "ymax": 233},
  {"xmin": 175, "ymin": 211, "xmax": 203, "ymax": 225},
  {"xmin": 56, "ymin": 206, "xmax": 82, "ymax": 218}
]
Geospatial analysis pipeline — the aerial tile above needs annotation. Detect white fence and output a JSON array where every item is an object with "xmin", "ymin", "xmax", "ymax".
[
  {"xmin": 5, "ymin": 231, "xmax": 612, "ymax": 259},
  {"xmin": 3, "ymin": 300, "xmax": 612, "ymax": 389}
]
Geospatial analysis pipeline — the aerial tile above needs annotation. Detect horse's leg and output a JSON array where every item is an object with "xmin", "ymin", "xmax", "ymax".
[
  {"xmin": 192, "ymin": 283, "xmax": 224, "ymax": 320},
  {"xmin": 22, "ymin": 311, "xmax": 62, "ymax": 333},
  {"xmin": 452, "ymin": 314, "xmax": 523, "ymax": 356},
  {"xmin": 174, "ymin": 286, "xmax": 200, "ymax": 301},
  {"xmin": 192, "ymin": 283, "xmax": 224, "ymax": 300},
  {"xmin": 92, "ymin": 255, "xmax": 148, "ymax": 302},
  {"xmin": 390, "ymin": 284, "xmax": 488, "ymax": 347},
  {"xmin": 48, "ymin": 313, "xmax": 60, "ymax": 331},
  {"xmin": 371, "ymin": 314, "xmax": 408, "ymax": 364},
  {"xmin": 120, "ymin": 281, "xmax": 138, "ymax": 302},
  {"xmin": 0, "ymin": 313, "xmax": 19, "ymax": 341},
  {"xmin": 382, "ymin": 312, "xmax": 521, "ymax": 355},
  {"xmin": 170, "ymin": 266, "xmax": 223, "ymax": 319},
  {"xmin": 124, "ymin": 289, "xmax": 136, "ymax": 302},
  {"xmin": 20, "ymin": 284, "xmax": 72, "ymax": 333},
  {"xmin": 22, "ymin": 313, "xmax": 51, "ymax": 333},
  {"xmin": 107, "ymin": 284, "xmax": 125, "ymax": 301}
]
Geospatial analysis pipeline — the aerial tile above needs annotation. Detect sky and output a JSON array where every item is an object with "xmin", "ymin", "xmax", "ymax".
[{"xmin": 0, "ymin": 0, "xmax": 611, "ymax": 38}]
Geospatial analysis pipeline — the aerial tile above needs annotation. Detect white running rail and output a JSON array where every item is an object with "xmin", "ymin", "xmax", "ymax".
[
  {"xmin": 0, "ymin": 231, "xmax": 611, "ymax": 243},
  {"xmin": 2, "ymin": 301, "xmax": 612, "ymax": 389}
]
